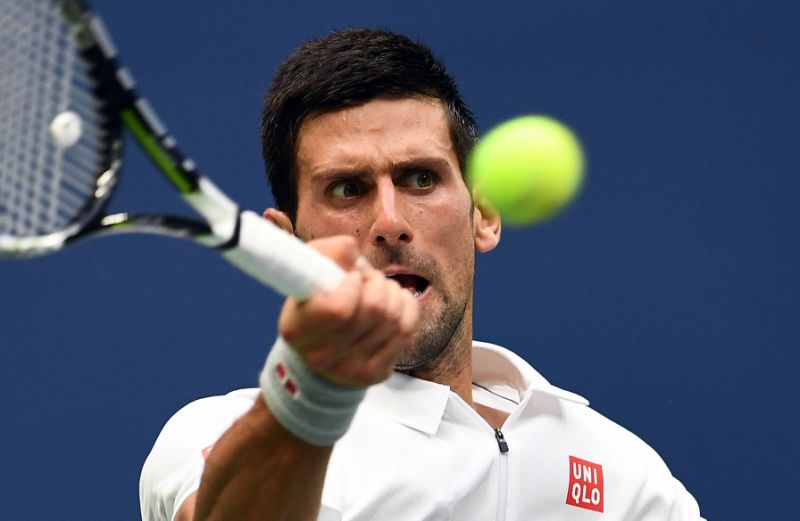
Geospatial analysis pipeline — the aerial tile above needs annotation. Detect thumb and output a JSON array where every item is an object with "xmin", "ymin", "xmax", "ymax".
[{"xmin": 306, "ymin": 235, "xmax": 363, "ymax": 271}]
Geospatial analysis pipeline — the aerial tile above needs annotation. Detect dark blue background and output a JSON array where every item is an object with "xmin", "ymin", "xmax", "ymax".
[{"xmin": 2, "ymin": 1, "xmax": 798, "ymax": 519}]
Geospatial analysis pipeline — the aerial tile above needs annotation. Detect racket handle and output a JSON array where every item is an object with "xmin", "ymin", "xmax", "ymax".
[{"xmin": 222, "ymin": 211, "xmax": 345, "ymax": 299}]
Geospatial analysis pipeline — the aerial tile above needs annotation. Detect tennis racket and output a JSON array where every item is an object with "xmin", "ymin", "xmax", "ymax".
[{"xmin": 0, "ymin": 0, "xmax": 344, "ymax": 299}]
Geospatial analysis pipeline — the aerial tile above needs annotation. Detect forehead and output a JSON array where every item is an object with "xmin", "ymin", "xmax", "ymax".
[{"xmin": 295, "ymin": 97, "xmax": 456, "ymax": 178}]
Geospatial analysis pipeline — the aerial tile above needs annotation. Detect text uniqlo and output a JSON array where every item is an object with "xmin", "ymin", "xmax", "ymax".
[{"xmin": 566, "ymin": 456, "xmax": 604, "ymax": 512}]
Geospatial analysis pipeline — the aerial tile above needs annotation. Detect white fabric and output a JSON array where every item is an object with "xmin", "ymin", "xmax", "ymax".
[
  {"xmin": 140, "ymin": 341, "xmax": 703, "ymax": 521},
  {"xmin": 261, "ymin": 336, "xmax": 366, "ymax": 446}
]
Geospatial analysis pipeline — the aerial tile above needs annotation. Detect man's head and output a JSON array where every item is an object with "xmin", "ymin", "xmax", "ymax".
[
  {"xmin": 261, "ymin": 28, "xmax": 478, "ymax": 223},
  {"xmin": 262, "ymin": 29, "xmax": 500, "ymax": 376}
]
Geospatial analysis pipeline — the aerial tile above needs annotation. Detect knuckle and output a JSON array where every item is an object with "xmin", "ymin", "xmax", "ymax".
[
  {"xmin": 353, "ymin": 364, "xmax": 389, "ymax": 387},
  {"xmin": 324, "ymin": 300, "xmax": 354, "ymax": 323},
  {"xmin": 303, "ymin": 347, "xmax": 333, "ymax": 370},
  {"xmin": 339, "ymin": 234, "xmax": 358, "ymax": 250},
  {"xmin": 280, "ymin": 322, "xmax": 301, "ymax": 344},
  {"xmin": 397, "ymin": 325, "xmax": 413, "ymax": 341},
  {"xmin": 386, "ymin": 307, "xmax": 402, "ymax": 325},
  {"xmin": 333, "ymin": 359, "xmax": 359, "ymax": 381},
  {"xmin": 385, "ymin": 302, "xmax": 404, "ymax": 325},
  {"xmin": 359, "ymin": 293, "xmax": 385, "ymax": 321},
  {"xmin": 318, "ymin": 289, "xmax": 359, "ymax": 323},
  {"xmin": 400, "ymin": 311, "xmax": 417, "ymax": 334},
  {"xmin": 363, "ymin": 356, "xmax": 388, "ymax": 378}
]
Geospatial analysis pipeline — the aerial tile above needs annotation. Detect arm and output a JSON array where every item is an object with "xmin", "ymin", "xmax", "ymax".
[
  {"xmin": 183, "ymin": 396, "xmax": 332, "ymax": 521},
  {"xmin": 182, "ymin": 236, "xmax": 417, "ymax": 521}
]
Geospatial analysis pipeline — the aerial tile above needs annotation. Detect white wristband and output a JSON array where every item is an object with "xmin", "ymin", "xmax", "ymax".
[{"xmin": 260, "ymin": 337, "xmax": 366, "ymax": 446}]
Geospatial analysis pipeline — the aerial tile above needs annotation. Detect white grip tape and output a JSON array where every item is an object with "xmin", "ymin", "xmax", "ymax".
[
  {"xmin": 261, "ymin": 337, "xmax": 366, "ymax": 446},
  {"xmin": 222, "ymin": 211, "xmax": 345, "ymax": 299}
]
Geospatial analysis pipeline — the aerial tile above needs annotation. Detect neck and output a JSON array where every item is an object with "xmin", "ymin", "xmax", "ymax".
[
  {"xmin": 407, "ymin": 305, "xmax": 474, "ymax": 406},
  {"xmin": 406, "ymin": 303, "xmax": 511, "ymax": 429}
]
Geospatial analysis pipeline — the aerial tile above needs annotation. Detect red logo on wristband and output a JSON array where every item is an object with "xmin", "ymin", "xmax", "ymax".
[
  {"xmin": 276, "ymin": 362, "xmax": 298, "ymax": 397},
  {"xmin": 566, "ymin": 456, "xmax": 604, "ymax": 512}
]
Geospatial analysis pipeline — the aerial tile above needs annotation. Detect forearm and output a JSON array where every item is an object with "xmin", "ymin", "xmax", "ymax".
[
  {"xmin": 192, "ymin": 396, "xmax": 332, "ymax": 521},
  {"xmin": 186, "ymin": 239, "xmax": 415, "ymax": 521}
]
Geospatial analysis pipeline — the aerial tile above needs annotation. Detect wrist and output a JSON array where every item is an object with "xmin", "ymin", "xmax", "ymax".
[{"xmin": 260, "ymin": 337, "xmax": 366, "ymax": 446}]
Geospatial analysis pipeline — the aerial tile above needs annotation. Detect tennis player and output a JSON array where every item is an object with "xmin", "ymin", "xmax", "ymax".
[{"xmin": 140, "ymin": 29, "xmax": 704, "ymax": 521}]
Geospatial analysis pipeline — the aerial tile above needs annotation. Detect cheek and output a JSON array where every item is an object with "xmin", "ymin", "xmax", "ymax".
[
  {"xmin": 424, "ymin": 191, "xmax": 472, "ymax": 233},
  {"xmin": 420, "ymin": 198, "xmax": 475, "ymax": 257},
  {"xmin": 295, "ymin": 203, "xmax": 367, "ymax": 241}
]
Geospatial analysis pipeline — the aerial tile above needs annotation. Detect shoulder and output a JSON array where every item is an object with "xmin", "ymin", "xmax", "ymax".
[
  {"xmin": 140, "ymin": 389, "xmax": 260, "ymax": 521},
  {"xmin": 569, "ymin": 401, "xmax": 664, "ymax": 455},
  {"xmin": 164, "ymin": 388, "xmax": 261, "ymax": 427},
  {"xmin": 534, "ymin": 398, "xmax": 702, "ymax": 519},
  {"xmin": 478, "ymin": 341, "xmax": 703, "ymax": 519},
  {"xmin": 145, "ymin": 388, "xmax": 260, "ymax": 464}
]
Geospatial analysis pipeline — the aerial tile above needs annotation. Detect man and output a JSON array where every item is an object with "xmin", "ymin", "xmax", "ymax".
[{"xmin": 140, "ymin": 29, "xmax": 703, "ymax": 521}]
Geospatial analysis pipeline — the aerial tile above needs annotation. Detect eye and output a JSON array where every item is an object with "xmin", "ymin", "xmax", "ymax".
[
  {"xmin": 403, "ymin": 170, "xmax": 435, "ymax": 189},
  {"xmin": 329, "ymin": 180, "xmax": 363, "ymax": 199}
]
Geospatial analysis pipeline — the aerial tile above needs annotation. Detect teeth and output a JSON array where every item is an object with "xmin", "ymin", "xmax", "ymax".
[
  {"xmin": 386, "ymin": 274, "xmax": 425, "ymax": 297},
  {"xmin": 403, "ymin": 287, "xmax": 421, "ymax": 297}
]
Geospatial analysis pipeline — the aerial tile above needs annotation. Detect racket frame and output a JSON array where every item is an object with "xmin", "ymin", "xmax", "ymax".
[
  {"xmin": 1, "ymin": 0, "xmax": 239, "ymax": 256},
  {"xmin": 1, "ymin": 0, "xmax": 346, "ymax": 298}
]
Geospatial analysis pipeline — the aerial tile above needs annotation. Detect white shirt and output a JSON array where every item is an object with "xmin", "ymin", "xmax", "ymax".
[{"xmin": 140, "ymin": 341, "xmax": 703, "ymax": 520}]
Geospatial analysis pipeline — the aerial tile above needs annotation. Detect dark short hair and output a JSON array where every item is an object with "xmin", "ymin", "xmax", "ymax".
[{"xmin": 261, "ymin": 28, "xmax": 478, "ymax": 222}]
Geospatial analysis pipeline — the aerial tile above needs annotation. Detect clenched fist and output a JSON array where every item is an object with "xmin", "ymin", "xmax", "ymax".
[{"xmin": 279, "ymin": 235, "xmax": 419, "ymax": 388}]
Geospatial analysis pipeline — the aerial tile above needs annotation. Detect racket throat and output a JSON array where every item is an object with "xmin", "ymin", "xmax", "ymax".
[{"xmin": 183, "ymin": 178, "xmax": 242, "ymax": 247}]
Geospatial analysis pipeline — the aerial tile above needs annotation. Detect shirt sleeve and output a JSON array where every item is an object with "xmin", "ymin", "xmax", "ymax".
[
  {"xmin": 633, "ymin": 444, "xmax": 705, "ymax": 521},
  {"xmin": 572, "ymin": 403, "xmax": 705, "ymax": 521},
  {"xmin": 139, "ymin": 390, "xmax": 258, "ymax": 521}
]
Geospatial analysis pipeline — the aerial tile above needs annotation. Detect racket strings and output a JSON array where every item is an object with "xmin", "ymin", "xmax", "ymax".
[{"xmin": 0, "ymin": 0, "xmax": 109, "ymax": 240}]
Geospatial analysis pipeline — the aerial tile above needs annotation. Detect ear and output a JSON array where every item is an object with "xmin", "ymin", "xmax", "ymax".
[
  {"xmin": 472, "ymin": 194, "xmax": 501, "ymax": 253},
  {"xmin": 262, "ymin": 208, "xmax": 294, "ymax": 234}
]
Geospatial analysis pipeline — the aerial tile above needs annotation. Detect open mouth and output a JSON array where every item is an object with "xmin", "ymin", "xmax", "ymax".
[{"xmin": 386, "ymin": 273, "xmax": 430, "ymax": 298}]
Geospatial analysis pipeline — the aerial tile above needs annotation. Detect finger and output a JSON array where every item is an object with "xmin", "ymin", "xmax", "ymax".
[
  {"xmin": 358, "ymin": 290, "xmax": 418, "ymax": 382},
  {"xmin": 279, "ymin": 269, "xmax": 363, "ymax": 350},
  {"xmin": 306, "ymin": 235, "xmax": 360, "ymax": 271},
  {"xmin": 316, "ymin": 274, "xmax": 393, "ymax": 378},
  {"xmin": 288, "ymin": 267, "xmax": 390, "ymax": 371},
  {"xmin": 354, "ymin": 255, "xmax": 372, "ymax": 272},
  {"xmin": 318, "ymin": 272, "xmax": 400, "ymax": 380},
  {"xmin": 347, "ymin": 276, "xmax": 406, "ymax": 358},
  {"xmin": 354, "ymin": 268, "xmax": 393, "ymax": 330},
  {"xmin": 333, "ymin": 284, "xmax": 418, "ymax": 385},
  {"xmin": 398, "ymin": 288, "xmax": 419, "ymax": 335}
]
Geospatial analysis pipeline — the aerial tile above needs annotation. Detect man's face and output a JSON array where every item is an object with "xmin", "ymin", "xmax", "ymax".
[{"xmin": 291, "ymin": 97, "xmax": 496, "ymax": 368}]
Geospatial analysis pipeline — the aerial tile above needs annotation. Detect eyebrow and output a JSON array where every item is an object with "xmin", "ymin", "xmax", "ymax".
[
  {"xmin": 390, "ymin": 156, "xmax": 453, "ymax": 174},
  {"xmin": 309, "ymin": 156, "xmax": 455, "ymax": 184},
  {"xmin": 308, "ymin": 168, "xmax": 371, "ymax": 185}
]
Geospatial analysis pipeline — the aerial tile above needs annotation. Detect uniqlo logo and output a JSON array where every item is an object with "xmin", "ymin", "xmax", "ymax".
[{"xmin": 566, "ymin": 456, "xmax": 604, "ymax": 512}]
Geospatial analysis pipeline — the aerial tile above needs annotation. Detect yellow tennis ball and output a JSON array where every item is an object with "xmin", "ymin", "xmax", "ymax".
[{"xmin": 468, "ymin": 115, "xmax": 585, "ymax": 226}]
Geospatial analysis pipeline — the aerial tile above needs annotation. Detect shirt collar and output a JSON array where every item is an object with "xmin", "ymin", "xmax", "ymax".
[
  {"xmin": 360, "ymin": 341, "xmax": 589, "ymax": 435},
  {"xmin": 472, "ymin": 341, "xmax": 589, "ymax": 406},
  {"xmin": 362, "ymin": 371, "xmax": 450, "ymax": 435}
]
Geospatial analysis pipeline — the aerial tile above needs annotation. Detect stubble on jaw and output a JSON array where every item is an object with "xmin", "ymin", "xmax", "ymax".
[
  {"xmin": 379, "ymin": 245, "xmax": 475, "ymax": 386},
  {"xmin": 399, "ymin": 297, "xmax": 474, "ymax": 387},
  {"xmin": 393, "ymin": 292, "xmax": 467, "ymax": 370}
]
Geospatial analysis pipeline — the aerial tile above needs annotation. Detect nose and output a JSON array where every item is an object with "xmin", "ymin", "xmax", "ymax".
[{"xmin": 369, "ymin": 179, "xmax": 413, "ymax": 246}]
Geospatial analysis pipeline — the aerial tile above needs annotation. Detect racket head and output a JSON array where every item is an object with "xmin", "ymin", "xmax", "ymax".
[{"xmin": 0, "ymin": 0, "xmax": 123, "ymax": 257}]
